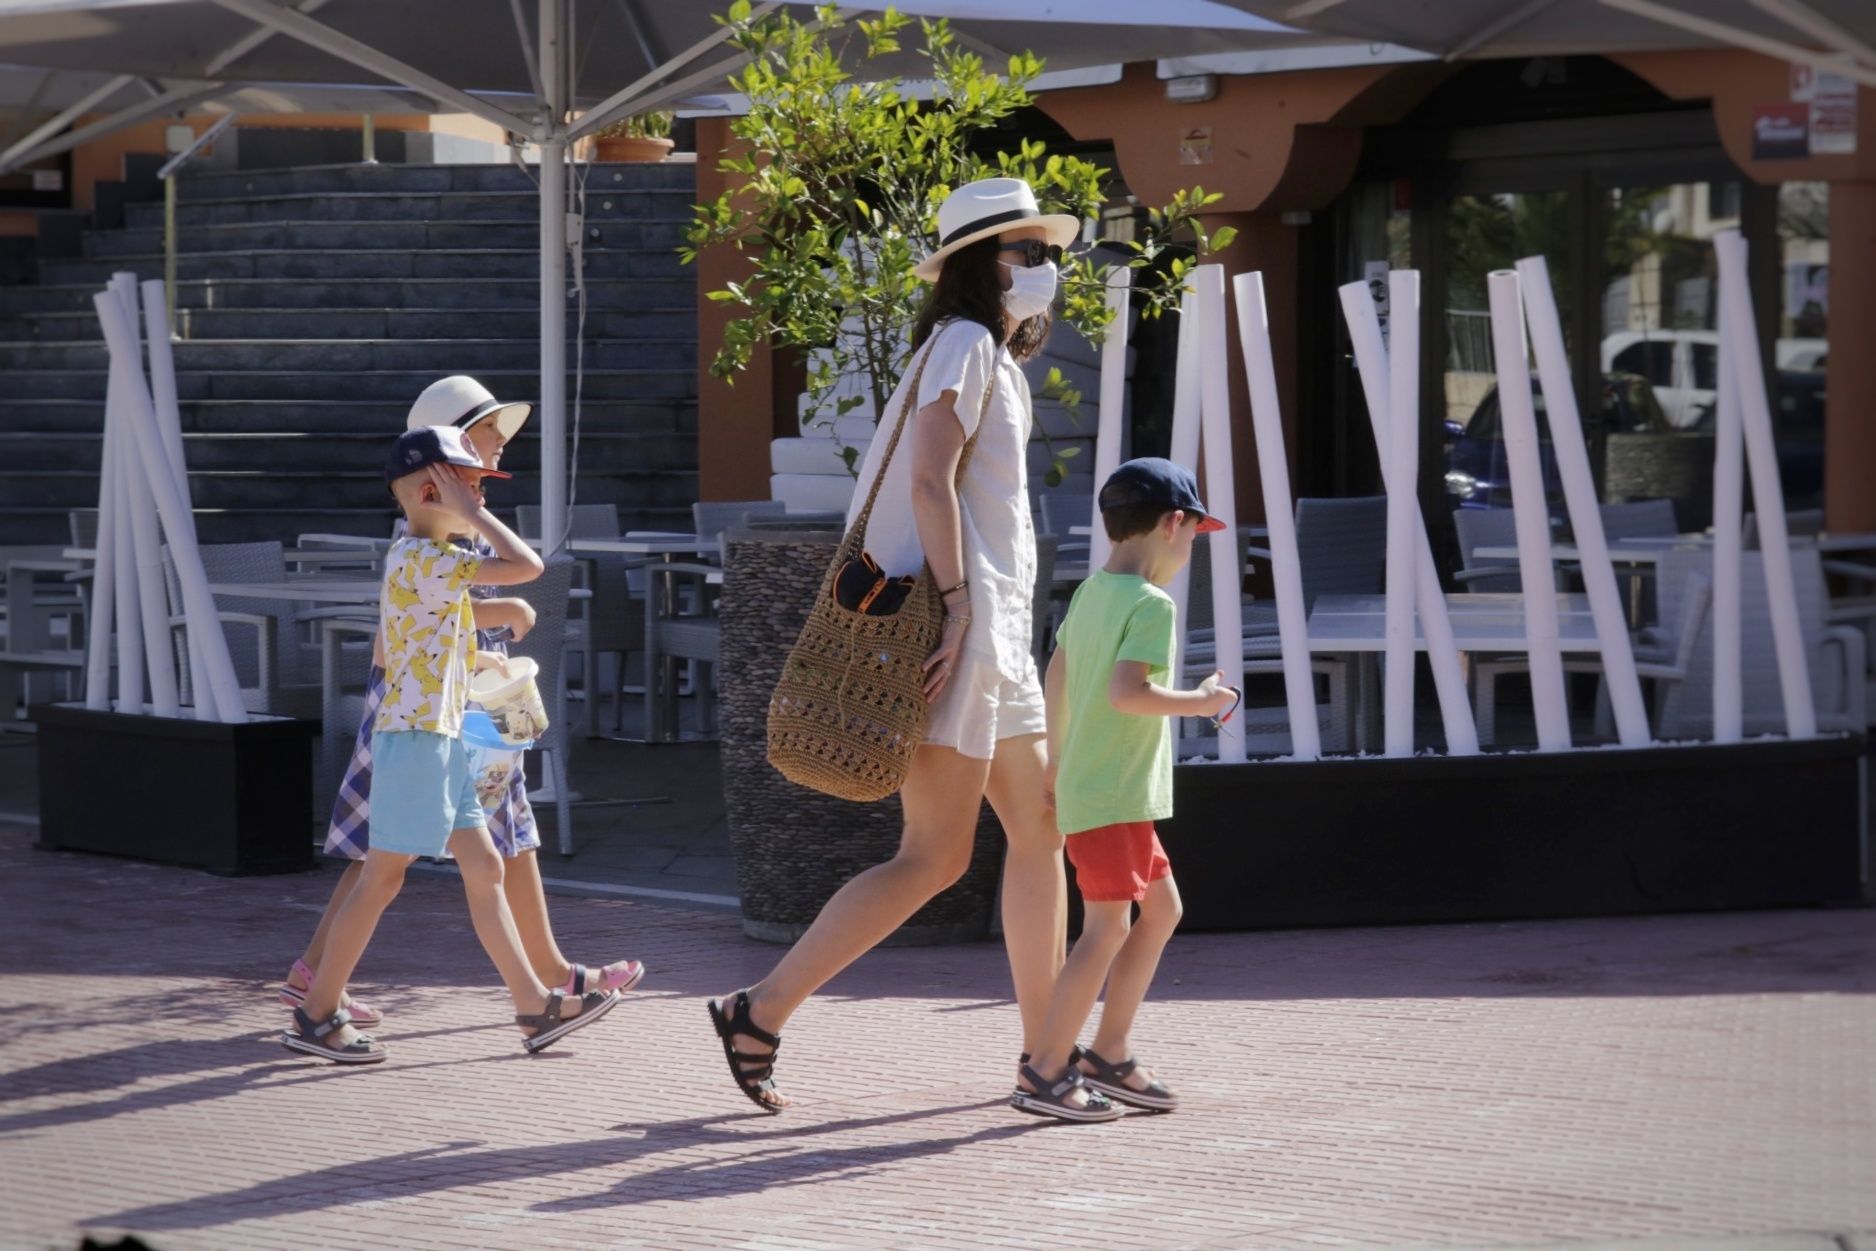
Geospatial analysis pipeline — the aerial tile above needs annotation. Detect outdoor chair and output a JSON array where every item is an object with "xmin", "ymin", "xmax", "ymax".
[
  {"xmin": 1032, "ymin": 533, "xmax": 1058, "ymax": 666},
  {"xmin": 1742, "ymin": 508, "xmax": 1825, "ymax": 549},
  {"xmin": 1037, "ymin": 492, "xmax": 1092, "ymax": 571},
  {"xmin": 1598, "ymin": 498, "xmax": 1678, "ymax": 542},
  {"xmin": 642, "ymin": 552, "xmax": 723, "ymax": 743},
  {"xmin": 1243, "ymin": 496, "xmax": 1389, "ymax": 633},
  {"xmin": 518, "ymin": 503, "xmax": 644, "ymax": 737},
  {"xmin": 1653, "ymin": 547, "xmax": 1864, "ymax": 739},
  {"xmin": 1453, "ymin": 507, "xmax": 1562, "ymax": 592},
  {"xmin": 506, "ymin": 557, "xmax": 579, "ymax": 854},
  {"xmin": 162, "ymin": 541, "xmax": 329, "ymax": 718},
  {"xmin": 693, "ymin": 500, "xmax": 788, "ymax": 557},
  {"xmin": 0, "ymin": 545, "xmax": 89, "ymax": 716},
  {"xmin": 1471, "ymin": 564, "xmax": 1711, "ymax": 747}
]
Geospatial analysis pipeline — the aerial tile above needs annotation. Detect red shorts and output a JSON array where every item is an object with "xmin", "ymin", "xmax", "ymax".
[{"xmin": 1065, "ymin": 821, "xmax": 1172, "ymax": 903}]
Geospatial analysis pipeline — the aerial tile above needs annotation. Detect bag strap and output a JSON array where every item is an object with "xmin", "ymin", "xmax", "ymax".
[{"xmin": 848, "ymin": 330, "xmax": 998, "ymax": 538}]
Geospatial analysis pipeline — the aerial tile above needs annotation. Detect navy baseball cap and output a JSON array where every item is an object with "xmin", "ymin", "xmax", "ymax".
[
  {"xmin": 1098, "ymin": 457, "xmax": 1226, "ymax": 532},
  {"xmin": 385, "ymin": 424, "xmax": 510, "ymax": 486}
]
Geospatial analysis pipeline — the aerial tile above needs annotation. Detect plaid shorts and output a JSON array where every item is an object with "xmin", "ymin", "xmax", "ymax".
[{"xmin": 323, "ymin": 664, "xmax": 540, "ymax": 861}]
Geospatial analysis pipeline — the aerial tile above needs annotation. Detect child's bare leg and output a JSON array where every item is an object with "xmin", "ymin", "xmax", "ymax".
[
  {"xmin": 1085, "ymin": 874, "xmax": 1182, "ymax": 1089},
  {"xmin": 1026, "ymin": 901, "xmax": 1132, "ymax": 1108},
  {"xmin": 446, "ymin": 827, "xmax": 575, "ymax": 1028},
  {"xmin": 302, "ymin": 851, "xmax": 412, "ymax": 1043},
  {"xmin": 298, "ymin": 859, "xmax": 364, "ymax": 972},
  {"xmin": 502, "ymin": 849, "xmax": 574, "ymax": 987}
]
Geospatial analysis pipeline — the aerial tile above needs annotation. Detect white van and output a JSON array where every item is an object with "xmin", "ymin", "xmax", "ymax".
[{"xmin": 1600, "ymin": 330, "xmax": 1826, "ymax": 429}]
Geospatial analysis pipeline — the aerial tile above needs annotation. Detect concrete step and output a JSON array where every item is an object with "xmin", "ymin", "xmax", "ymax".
[
  {"xmin": 41, "ymin": 247, "xmax": 691, "ymax": 285},
  {"xmin": 0, "ymin": 276, "xmax": 696, "ymax": 314},
  {"xmin": 0, "ymin": 337, "xmax": 696, "ymax": 374},
  {"xmin": 0, "ymin": 305, "xmax": 696, "ymax": 343},
  {"xmin": 0, "ymin": 503, "xmax": 692, "ymax": 546},
  {"xmin": 129, "ymin": 188, "xmax": 696, "ymax": 229},
  {"xmin": 86, "ymin": 218, "xmax": 690, "ymax": 258},
  {"xmin": 2, "ymin": 430, "xmax": 696, "ymax": 475},
  {"xmin": 0, "ymin": 367, "xmax": 694, "ymax": 402},
  {"xmin": 3, "ymin": 397, "xmax": 697, "ymax": 435},
  {"xmin": 11, "ymin": 466, "xmax": 700, "ymax": 511},
  {"xmin": 175, "ymin": 160, "xmax": 695, "ymax": 201}
]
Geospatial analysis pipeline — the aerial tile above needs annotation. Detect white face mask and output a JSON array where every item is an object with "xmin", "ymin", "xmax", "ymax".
[{"xmin": 1001, "ymin": 260, "xmax": 1058, "ymax": 323}]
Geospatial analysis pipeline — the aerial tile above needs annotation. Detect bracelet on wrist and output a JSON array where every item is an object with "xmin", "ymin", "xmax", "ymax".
[{"xmin": 940, "ymin": 579, "xmax": 969, "ymax": 598}]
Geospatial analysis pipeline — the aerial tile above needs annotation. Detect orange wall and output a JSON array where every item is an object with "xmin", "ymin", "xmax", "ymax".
[{"xmin": 0, "ymin": 211, "xmax": 35, "ymax": 237}]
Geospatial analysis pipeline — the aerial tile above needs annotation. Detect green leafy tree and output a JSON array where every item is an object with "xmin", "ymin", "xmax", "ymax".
[{"xmin": 681, "ymin": 2, "xmax": 1233, "ymax": 482}]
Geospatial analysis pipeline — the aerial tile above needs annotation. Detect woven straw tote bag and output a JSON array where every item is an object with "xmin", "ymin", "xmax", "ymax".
[{"xmin": 767, "ymin": 340, "xmax": 992, "ymax": 801}]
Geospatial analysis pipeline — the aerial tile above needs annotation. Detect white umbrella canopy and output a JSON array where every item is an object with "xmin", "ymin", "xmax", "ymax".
[
  {"xmin": 1210, "ymin": 0, "xmax": 1876, "ymax": 82},
  {"xmin": 0, "ymin": 0, "xmax": 1344, "ymax": 548}
]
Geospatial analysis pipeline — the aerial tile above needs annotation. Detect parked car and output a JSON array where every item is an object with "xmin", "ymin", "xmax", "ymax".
[
  {"xmin": 1600, "ymin": 330, "xmax": 1826, "ymax": 429},
  {"xmin": 1678, "ymin": 369, "xmax": 1826, "ymax": 508},
  {"xmin": 1443, "ymin": 371, "xmax": 1670, "ymax": 516}
]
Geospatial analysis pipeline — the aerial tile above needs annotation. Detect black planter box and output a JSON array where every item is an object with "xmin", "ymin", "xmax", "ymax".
[
  {"xmin": 36, "ymin": 703, "xmax": 319, "ymax": 875},
  {"xmin": 1157, "ymin": 735, "xmax": 1867, "ymax": 932}
]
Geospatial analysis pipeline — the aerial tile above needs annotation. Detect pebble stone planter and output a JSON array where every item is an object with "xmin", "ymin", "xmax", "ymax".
[{"xmin": 718, "ymin": 524, "xmax": 1005, "ymax": 945}]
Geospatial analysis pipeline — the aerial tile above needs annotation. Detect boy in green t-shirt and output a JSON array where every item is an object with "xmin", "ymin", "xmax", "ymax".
[{"xmin": 1013, "ymin": 458, "xmax": 1239, "ymax": 1123}]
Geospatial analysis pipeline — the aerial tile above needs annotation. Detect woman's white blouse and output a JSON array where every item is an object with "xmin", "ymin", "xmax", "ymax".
[{"xmin": 845, "ymin": 318, "xmax": 1039, "ymax": 682}]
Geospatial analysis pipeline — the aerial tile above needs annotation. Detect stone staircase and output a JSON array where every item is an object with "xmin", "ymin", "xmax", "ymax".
[{"xmin": 0, "ymin": 160, "xmax": 699, "ymax": 545}]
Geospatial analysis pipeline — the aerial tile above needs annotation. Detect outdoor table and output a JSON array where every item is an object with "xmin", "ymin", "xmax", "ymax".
[{"xmin": 1304, "ymin": 592, "xmax": 1599, "ymax": 750}]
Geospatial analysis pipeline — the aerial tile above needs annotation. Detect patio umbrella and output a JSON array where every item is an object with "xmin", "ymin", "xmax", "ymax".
[
  {"xmin": 1209, "ymin": 0, "xmax": 1876, "ymax": 86},
  {"xmin": 0, "ymin": 0, "xmax": 1340, "ymax": 548}
]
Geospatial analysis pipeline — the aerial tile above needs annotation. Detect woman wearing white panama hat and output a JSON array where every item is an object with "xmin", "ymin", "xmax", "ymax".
[
  {"xmin": 710, "ymin": 178, "xmax": 1079, "ymax": 1113},
  {"xmin": 281, "ymin": 375, "xmax": 645, "ymax": 1039}
]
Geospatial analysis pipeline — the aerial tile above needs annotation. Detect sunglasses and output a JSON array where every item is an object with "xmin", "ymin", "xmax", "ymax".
[
  {"xmin": 999, "ymin": 240, "xmax": 1065, "ymax": 268},
  {"xmin": 1208, "ymin": 684, "xmax": 1243, "ymax": 735}
]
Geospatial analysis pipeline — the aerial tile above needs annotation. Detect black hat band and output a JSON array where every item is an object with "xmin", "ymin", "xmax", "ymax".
[{"xmin": 939, "ymin": 206, "xmax": 1038, "ymax": 249}]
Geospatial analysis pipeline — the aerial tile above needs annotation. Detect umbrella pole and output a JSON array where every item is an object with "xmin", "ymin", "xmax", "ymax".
[{"xmin": 538, "ymin": 0, "xmax": 568, "ymax": 556}]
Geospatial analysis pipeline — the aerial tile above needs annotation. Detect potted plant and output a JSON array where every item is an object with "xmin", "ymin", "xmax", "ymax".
[
  {"xmin": 687, "ymin": 4, "xmax": 1236, "ymax": 940},
  {"xmin": 592, "ymin": 109, "xmax": 674, "ymax": 162}
]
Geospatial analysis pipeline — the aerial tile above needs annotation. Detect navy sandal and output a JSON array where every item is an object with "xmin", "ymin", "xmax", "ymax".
[
  {"xmin": 1010, "ymin": 1063, "xmax": 1121, "ymax": 1123},
  {"xmin": 707, "ymin": 991, "xmax": 786, "ymax": 1114},
  {"xmin": 281, "ymin": 1006, "xmax": 386, "ymax": 1065},
  {"xmin": 1077, "ymin": 1049, "xmax": 1178, "ymax": 1111},
  {"xmin": 517, "ymin": 988, "xmax": 618, "ymax": 1054}
]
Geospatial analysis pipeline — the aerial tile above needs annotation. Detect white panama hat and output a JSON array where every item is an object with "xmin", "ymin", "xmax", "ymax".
[
  {"xmin": 406, "ymin": 374, "xmax": 532, "ymax": 441},
  {"xmin": 913, "ymin": 177, "xmax": 1081, "ymax": 282}
]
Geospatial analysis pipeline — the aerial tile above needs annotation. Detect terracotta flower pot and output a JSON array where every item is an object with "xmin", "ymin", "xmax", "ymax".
[{"xmin": 594, "ymin": 135, "xmax": 674, "ymax": 163}]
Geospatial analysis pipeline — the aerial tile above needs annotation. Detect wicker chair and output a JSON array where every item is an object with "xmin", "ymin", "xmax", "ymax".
[{"xmin": 505, "ymin": 557, "xmax": 579, "ymax": 854}]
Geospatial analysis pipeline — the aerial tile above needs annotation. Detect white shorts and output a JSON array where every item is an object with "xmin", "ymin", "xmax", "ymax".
[{"xmin": 924, "ymin": 653, "xmax": 1047, "ymax": 760}]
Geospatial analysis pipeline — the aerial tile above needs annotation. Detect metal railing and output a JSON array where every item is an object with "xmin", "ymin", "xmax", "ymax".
[{"xmin": 156, "ymin": 113, "xmax": 238, "ymax": 339}]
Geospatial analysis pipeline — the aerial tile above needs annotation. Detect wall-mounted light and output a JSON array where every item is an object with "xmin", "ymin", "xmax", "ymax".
[{"xmin": 1165, "ymin": 74, "xmax": 1217, "ymax": 104}]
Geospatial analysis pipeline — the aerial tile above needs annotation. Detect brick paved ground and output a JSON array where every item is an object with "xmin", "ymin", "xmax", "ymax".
[{"xmin": 1, "ymin": 821, "xmax": 1872, "ymax": 1251}]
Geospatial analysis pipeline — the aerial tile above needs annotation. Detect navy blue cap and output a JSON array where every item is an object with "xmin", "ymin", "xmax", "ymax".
[
  {"xmin": 384, "ymin": 424, "xmax": 509, "ymax": 486},
  {"xmin": 1098, "ymin": 457, "xmax": 1226, "ymax": 532}
]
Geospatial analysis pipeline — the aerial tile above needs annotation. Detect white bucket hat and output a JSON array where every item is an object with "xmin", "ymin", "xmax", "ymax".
[
  {"xmin": 913, "ymin": 177, "xmax": 1080, "ymax": 282},
  {"xmin": 406, "ymin": 375, "xmax": 532, "ymax": 441}
]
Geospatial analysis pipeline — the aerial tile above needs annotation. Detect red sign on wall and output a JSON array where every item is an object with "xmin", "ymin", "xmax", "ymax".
[{"xmin": 1752, "ymin": 102, "xmax": 1810, "ymax": 160}]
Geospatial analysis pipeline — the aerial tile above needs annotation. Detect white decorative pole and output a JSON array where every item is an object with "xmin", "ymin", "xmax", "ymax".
[
  {"xmin": 140, "ymin": 279, "xmax": 211, "ymax": 717},
  {"xmin": 1381, "ymin": 270, "xmax": 1420, "ymax": 757},
  {"xmin": 93, "ymin": 290, "xmax": 247, "ymax": 723},
  {"xmin": 1486, "ymin": 270, "xmax": 1571, "ymax": 750},
  {"xmin": 105, "ymin": 279, "xmax": 145, "ymax": 717},
  {"xmin": 1517, "ymin": 255, "xmax": 1649, "ymax": 746},
  {"xmin": 83, "ymin": 295, "xmax": 122, "ymax": 711},
  {"xmin": 1232, "ymin": 270, "xmax": 1320, "ymax": 761},
  {"xmin": 1338, "ymin": 279, "xmax": 1479, "ymax": 755},
  {"xmin": 1715, "ymin": 229, "xmax": 1814, "ymax": 737},
  {"xmin": 1711, "ymin": 262, "xmax": 1745, "ymax": 743},
  {"xmin": 109, "ymin": 276, "xmax": 180, "ymax": 719},
  {"xmin": 1166, "ymin": 286, "xmax": 1203, "ymax": 686},
  {"xmin": 1087, "ymin": 266, "xmax": 1133, "ymax": 572},
  {"xmin": 1195, "ymin": 266, "xmax": 1246, "ymax": 761}
]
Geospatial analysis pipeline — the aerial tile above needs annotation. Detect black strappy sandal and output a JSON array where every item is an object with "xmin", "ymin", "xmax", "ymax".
[
  {"xmin": 516, "ymin": 988, "xmax": 618, "ymax": 1054},
  {"xmin": 1009, "ymin": 1063, "xmax": 1121, "ymax": 1123},
  {"xmin": 707, "ymin": 991, "xmax": 786, "ymax": 1114},
  {"xmin": 1077, "ymin": 1049, "xmax": 1179, "ymax": 1111}
]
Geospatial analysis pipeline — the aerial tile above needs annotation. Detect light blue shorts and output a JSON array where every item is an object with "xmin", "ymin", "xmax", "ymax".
[{"xmin": 368, "ymin": 730, "xmax": 487, "ymax": 858}]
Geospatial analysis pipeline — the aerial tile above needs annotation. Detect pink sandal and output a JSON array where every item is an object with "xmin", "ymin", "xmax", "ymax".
[
  {"xmin": 561, "ymin": 960, "xmax": 645, "ymax": 997},
  {"xmin": 279, "ymin": 959, "xmax": 385, "ymax": 1028}
]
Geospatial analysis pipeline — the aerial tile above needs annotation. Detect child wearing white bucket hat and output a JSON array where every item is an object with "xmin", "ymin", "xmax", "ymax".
[{"xmin": 281, "ymin": 376, "xmax": 645, "ymax": 1046}]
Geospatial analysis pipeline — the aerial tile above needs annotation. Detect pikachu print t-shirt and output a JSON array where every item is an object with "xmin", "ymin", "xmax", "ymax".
[{"xmin": 375, "ymin": 536, "xmax": 482, "ymax": 737}]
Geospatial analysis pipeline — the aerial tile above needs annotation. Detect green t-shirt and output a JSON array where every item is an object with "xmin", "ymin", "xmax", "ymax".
[{"xmin": 1052, "ymin": 570, "xmax": 1178, "ymax": 836}]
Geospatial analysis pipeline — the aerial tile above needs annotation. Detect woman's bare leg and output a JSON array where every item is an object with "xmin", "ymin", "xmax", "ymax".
[
  {"xmin": 983, "ymin": 732, "xmax": 1067, "ymax": 1059},
  {"xmin": 717, "ymin": 744, "xmax": 992, "ymax": 1108},
  {"xmin": 502, "ymin": 849, "xmax": 575, "ymax": 987}
]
